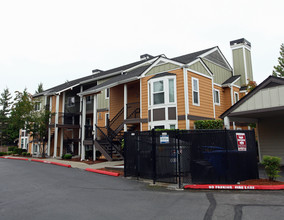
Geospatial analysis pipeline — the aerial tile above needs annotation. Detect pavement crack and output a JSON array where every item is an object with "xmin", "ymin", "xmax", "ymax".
[{"xmin": 203, "ymin": 193, "xmax": 216, "ymax": 220}]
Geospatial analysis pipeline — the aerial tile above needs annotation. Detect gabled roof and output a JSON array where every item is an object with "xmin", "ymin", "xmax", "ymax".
[
  {"xmin": 222, "ymin": 75, "xmax": 240, "ymax": 85},
  {"xmin": 171, "ymin": 47, "xmax": 216, "ymax": 64},
  {"xmin": 220, "ymin": 76, "xmax": 284, "ymax": 118},
  {"xmin": 79, "ymin": 64, "xmax": 151, "ymax": 96}
]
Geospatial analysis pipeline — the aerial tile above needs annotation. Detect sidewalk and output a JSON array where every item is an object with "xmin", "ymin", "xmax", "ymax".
[{"xmin": 3, "ymin": 156, "xmax": 124, "ymax": 170}]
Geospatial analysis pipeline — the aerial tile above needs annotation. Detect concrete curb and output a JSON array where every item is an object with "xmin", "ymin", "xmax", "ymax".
[
  {"xmin": 31, "ymin": 159, "xmax": 71, "ymax": 168},
  {"xmin": 0, "ymin": 156, "xmax": 29, "ymax": 161},
  {"xmin": 85, "ymin": 168, "xmax": 120, "ymax": 177},
  {"xmin": 184, "ymin": 184, "xmax": 284, "ymax": 190}
]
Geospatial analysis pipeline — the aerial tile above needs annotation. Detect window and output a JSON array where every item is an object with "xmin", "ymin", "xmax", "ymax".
[
  {"xmin": 67, "ymin": 97, "xmax": 75, "ymax": 107},
  {"xmin": 170, "ymin": 124, "xmax": 176, "ymax": 129},
  {"xmin": 35, "ymin": 102, "xmax": 41, "ymax": 111},
  {"xmin": 169, "ymin": 79, "xmax": 175, "ymax": 103},
  {"xmin": 234, "ymin": 92, "xmax": 239, "ymax": 104},
  {"xmin": 154, "ymin": 125, "xmax": 165, "ymax": 130},
  {"xmin": 105, "ymin": 88, "xmax": 110, "ymax": 99},
  {"xmin": 192, "ymin": 78, "xmax": 199, "ymax": 105},
  {"xmin": 149, "ymin": 77, "xmax": 176, "ymax": 106},
  {"xmin": 153, "ymin": 81, "xmax": 164, "ymax": 105},
  {"xmin": 86, "ymin": 96, "xmax": 91, "ymax": 104},
  {"xmin": 214, "ymin": 89, "xmax": 220, "ymax": 105},
  {"xmin": 105, "ymin": 113, "xmax": 109, "ymax": 126}
]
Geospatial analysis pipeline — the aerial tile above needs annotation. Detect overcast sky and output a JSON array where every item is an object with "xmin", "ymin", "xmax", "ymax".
[{"xmin": 1, "ymin": 0, "xmax": 283, "ymax": 97}]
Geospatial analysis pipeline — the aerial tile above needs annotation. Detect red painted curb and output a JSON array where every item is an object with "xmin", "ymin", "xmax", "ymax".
[
  {"xmin": 85, "ymin": 168, "xmax": 120, "ymax": 177},
  {"xmin": 31, "ymin": 159, "xmax": 71, "ymax": 168},
  {"xmin": 184, "ymin": 184, "xmax": 284, "ymax": 190},
  {"xmin": 2, "ymin": 157, "xmax": 29, "ymax": 161}
]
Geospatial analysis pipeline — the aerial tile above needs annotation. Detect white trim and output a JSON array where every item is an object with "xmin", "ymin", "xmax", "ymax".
[
  {"xmin": 212, "ymin": 79, "xmax": 216, "ymax": 118},
  {"xmin": 230, "ymin": 86, "xmax": 234, "ymax": 106},
  {"xmin": 198, "ymin": 58, "xmax": 213, "ymax": 76},
  {"xmin": 222, "ymin": 83, "xmax": 241, "ymax": 89},
  {"xmin": 187, "ymin": 68, "xmax": 212, "ymax": 80},
  {"xmin": 124, "ymin": 84, "xmax": 127, "ymax": 132},
  {"xmin": 93, "ymin": 94, "xmax": 97, "ymax": 139},
  {"xmin": 213, "ymin": 83, "xmax": 223, "ymax": 88},
  {"xmin": 105, "ymin": 88, "xmax": 109, "ymax": 99},
  {"xmin": 183, "ymin": 68, "xmax": 189, "ymax": 129},
  {"xmin": 53, "ymin": 95, "xmax": 60, "ymax": 158},
  {"xmin": 234, "ymin": 91, "xmax": 239, "ymax": 104},
  {"xmin": 213, "ymin": 88, "xmax": 220, "ymax": 106},
  {"xmin": 230, "ymin": 44, "xmax": 251, "ymax": 51},
  {"xmin": 192, "ymin": 77, "xmax": 200, "ymax": 106},
  {"xmin": 78, "ymin": 86, "xmax": 83, "ymax": 156},
  {"xmin": 81, "ymin": 96, "xmax": 86, "ymax": 161}
]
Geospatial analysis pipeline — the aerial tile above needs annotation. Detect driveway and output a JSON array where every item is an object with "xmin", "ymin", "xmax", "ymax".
[{"xmin": 0, "ymin": 159, "xmax": 284, "ymax": 220}]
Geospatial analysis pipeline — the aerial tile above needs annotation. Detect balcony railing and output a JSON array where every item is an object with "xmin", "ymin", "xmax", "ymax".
[
  {"xmin": 127, "ymin": 102, "xmax": 140, "ymax": 119},
  {"xmin": 50, "ymin": 112, "xmax": 80, "ymax": 125}
]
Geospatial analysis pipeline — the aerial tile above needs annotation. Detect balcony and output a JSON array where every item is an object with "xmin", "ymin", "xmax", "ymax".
[{"xmin": 50, "ymin": 112, "xmax": 80, "ymax": 128}]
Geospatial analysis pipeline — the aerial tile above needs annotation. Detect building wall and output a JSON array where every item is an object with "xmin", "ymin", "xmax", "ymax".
[
  {"xmin": 97, "ymin": 79, "xmax": 110, "ymax": 110},
  {"xmin": 109, "ymin": 84, "xmax": 124, "ymax": 120},
  {"xmin": 258, "ymin": 117, "xmax": 284, "ymax": 165}
]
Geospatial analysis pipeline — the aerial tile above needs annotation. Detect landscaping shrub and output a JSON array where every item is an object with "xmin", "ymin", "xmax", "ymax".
[
  {"xmin": 7, "ymin": 151, "xmax": 13, "ymax": 155},
  {"xmin": 22, "ymin": 152, "xmax": 27, "ymax": 156},
  {"xmin": 194, "ymin": 120, "xmax": 223, "ymax": 130},
  {"xmin": 85, "ymin": 150, "xmax": 93, "ymax": 160},
  {"xmin": 63, "ymin": 154, "xmax": 72, "ymax": 160},
  {"xmin": 27, "ymin": 153, "xmax": 31, "ymax": 156},
  {"xmin": 262, "ymin": 155, "xmax": 282, "ymax": 181},
  {"xmin": 13, "ymin": 148, "xmax": 27, "ymax": 155},
  {"xmin": 0, "ymin": 152, "xmax": 7, "ymax": 156},
  {"xmin": 8, "ymin": 146, "xmax": 17, "ymax": 152}
]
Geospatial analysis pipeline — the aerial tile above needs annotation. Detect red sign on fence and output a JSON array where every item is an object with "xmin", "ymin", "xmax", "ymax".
[{"xmin": 236, "ymin": 133, "xmax": 247, "ymax": 151}]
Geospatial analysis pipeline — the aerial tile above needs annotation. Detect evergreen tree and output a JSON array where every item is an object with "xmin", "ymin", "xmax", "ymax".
[
  {"xmin": 272, "ymin": 43, "xmax": 284, "ymax": 77},
  {"xmin": 7, "ymin": 89, "xmax": 34, "ymax": 144},
  {"xmin": 0, "ymin": 88, "xmax": 12, "ymax": 145},
  {"xmin": 35, "ymin": 83, "xmax": 44, "ymax": 94}
]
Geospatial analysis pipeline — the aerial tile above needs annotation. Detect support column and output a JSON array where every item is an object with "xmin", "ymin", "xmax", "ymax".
[
  {"xmin": 47, "ymin": 96, "xmax": 52, "ymax": 156},
  {"xmin": 124, "ymin": 84, "xmax": 127, "ymax": 132},
  {"xmin": 53, "ymin": 95, "xmax": 60, "ymax": 158},
  {"xmin": 183, "ymin": 67, "xmax": 190, "ymax": 129},
  {"xmin": 93, "ymin": 94, "xmax": 97, "ymax": 161},
  {"xmin": 224, "ymin": 116, "xmax": 230, "ymax": 130},
  {"xmin": 60, "ymin": 92, "xmax": 65, "ymax": 157},
  {"xmin": 78, "ymin": 86, "xmax": 83, "ymax": 156},
  {"xmin": 81, "ymin": 96, "xmax": 86, "ymax": 161}
]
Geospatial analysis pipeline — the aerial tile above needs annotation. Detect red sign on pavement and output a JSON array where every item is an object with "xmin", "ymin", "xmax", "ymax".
[{"xmin": 236, "ymin": 133, "xmax": 247, "ymax": 151}]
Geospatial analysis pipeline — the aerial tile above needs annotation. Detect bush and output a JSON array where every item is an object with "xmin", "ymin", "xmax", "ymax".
[
  {"xmin": 27, "ymin": 153, "xmax": 31, "ymax": 156},
  {"xmin": 12, "ymin": 148, "xmax": 27, "ymax": 155},
  {"xmin": 0, "ymin": 152, "xmax": 7, "ymax": 156},
  {"xmin": 85, "ymin": 150, "xmax": 93, "ymax": 160},
  {"xmin": 22, "ymin": 152, "xmax": 27, "ymax": 156},
  {"xmin": 7, "ymin": 151, "xmax": 13, "ymax": 155},
  {"xmin": 8, "ymin": 146, "xmax": 17, "ymax": 152},
  {"xmin": 63, "ymin": 154, "xmax": 72, "ymax": 160},
  {"xmin": 194, "ymin": 120, "xmax": 223, "ymax": 130},
  {"xmin": 262, "ymin": 155, "xmax": 282, "ymax": 181}
]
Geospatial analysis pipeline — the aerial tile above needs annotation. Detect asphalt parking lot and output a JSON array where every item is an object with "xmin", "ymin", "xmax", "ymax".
[{"xmin": 1, "ymin": 159, "xmax": 284, "ymax": 220}]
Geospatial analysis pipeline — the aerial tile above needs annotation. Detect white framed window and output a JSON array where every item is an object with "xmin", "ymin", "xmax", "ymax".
[
  {"xmin": 148, "ymin": 77, "xmax": 176, "ymax": 106},
  {"xmin": 214, "ymin": 89, "xmax": 220, "ymax": 105},
  {"xmin": 192, "ymin": 77, "xmax": 200, "ymax": 106},
  {"xmin": 67, "ymin": 97, "xmax": 75, "ymax": 107},
  {"xmin": 105, "ymin": 88, "xmax": 110, "ymax": 99},
  {"xmin": 170, "ymin": 124, "xmax": 176, "ymax": 129},
  {"xmin": 153, "ymin": 80, "xmax": 164, "ymax": 105},
  {"xmin": 234, "ymin": 92, "xmax": 239, "ymax": 104},
  {"xmin": 34, "ymin": 102, "xmax": 41, "ymax": 111},
  {"xmin": 105, "ymin": 113, "xmax": 109, "ymax": 126}
]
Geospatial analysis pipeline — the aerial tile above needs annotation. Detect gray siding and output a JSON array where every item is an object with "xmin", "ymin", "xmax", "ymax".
[
  {"xmin": 189, "ymin": 61, "xmax": 211, "ymax": 77},
  {"xmin": 258, "ymin": 117, "xmax": 284, "ymax": 165},
  {"xmin": 233, "ymin": 85, "xmax": 284, "ymax": 113},
  {"xmin": 97, "ymin": 79, "xmax": 109, "ymax": 110},
  {"xmin": 245, "ymin": 48, "xmax": 253, "ymax": 81},
  {"xmin": 203, "ymin": 60, "xmax": 232, "ymax": 85},
  {"xmin": 232, "ymin": 48, "xmax": 246, "ymax": 86},
  {"xmin": 146, "ymin": 63, "xmax": 179, "ymax": 76}
]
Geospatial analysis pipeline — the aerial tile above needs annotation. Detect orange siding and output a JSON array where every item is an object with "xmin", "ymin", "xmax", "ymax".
[
  {"xmin": 127, "ymin": 81, "xmax": 140, "ymax": 104},
  {"xmin": 109, "ymin": 84, "xmax": 124, "ymax": 120},
  {"xmin": 140, "ymin": 76, "xmax": 151, "ymax": 131},
  {"xmin": 188, "ymin": 72, "xmax": 214, "ymax": 118}
]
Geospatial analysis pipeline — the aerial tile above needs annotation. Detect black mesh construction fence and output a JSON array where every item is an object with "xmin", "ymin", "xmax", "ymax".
[{"xmin": 124, "ymin": 129, "xmax": 259, "ymax": 185}]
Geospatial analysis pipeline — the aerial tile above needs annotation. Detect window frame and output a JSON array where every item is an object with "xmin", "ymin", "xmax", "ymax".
[
  {"xmin": 105, "ymin": 88, "xmax": 110, "ymax": 99},
  {"xmin": 214, "ymin": 89, "xmax": 220, "ymax": 105},
  {"xmin": 234, "ymin": 91, "xmax": 239, "ymax": 104},
  {"xmin": 67, "ymin": 96, "xmax": 75, "ymax": 107},
  {"xmin": 192, "ymin": 77, "xmax": 200, "ymax": 106}
]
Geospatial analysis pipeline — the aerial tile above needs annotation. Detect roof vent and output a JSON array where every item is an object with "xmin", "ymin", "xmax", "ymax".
[
  {"xmin": 140, "ymin": 54, "xmax": 153, "ymax": 60},
  {"xmin": 92, "ymin": 69, "xmax": 102, "ymax": 74}
]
